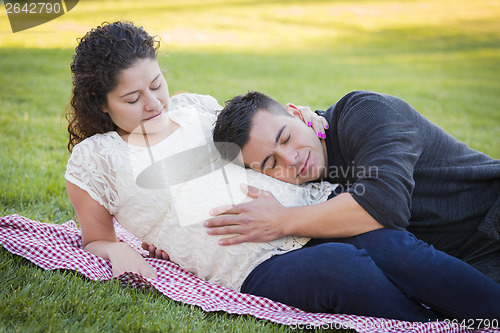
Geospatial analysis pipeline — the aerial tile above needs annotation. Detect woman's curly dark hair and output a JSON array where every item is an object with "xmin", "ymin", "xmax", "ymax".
[{"xmin": 66, "ymin": 21, "xmax": 160, "ymax": 152}]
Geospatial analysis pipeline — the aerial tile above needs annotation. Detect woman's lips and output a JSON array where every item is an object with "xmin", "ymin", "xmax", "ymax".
[{"xmin": 145, "ymin": 110, "xmax": 163, "ymax": 121}]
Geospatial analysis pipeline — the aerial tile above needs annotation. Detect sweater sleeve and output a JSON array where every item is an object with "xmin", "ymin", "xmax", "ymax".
[{"xmin": 335, "ymin": 92, "xmax": 425, "ymax": 229}]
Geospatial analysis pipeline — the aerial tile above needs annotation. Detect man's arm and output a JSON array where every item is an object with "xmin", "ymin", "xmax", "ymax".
[
  {"xmin": 333, "ymin": 91, "xmax": 425, "ymax": 229},
  {"xmin": 205, "ymin": 184, "xmax": 383, "ymax": 246},
  {"xmin": 283, "ymin": 191, "xmax": 384, "ymax": 238}
]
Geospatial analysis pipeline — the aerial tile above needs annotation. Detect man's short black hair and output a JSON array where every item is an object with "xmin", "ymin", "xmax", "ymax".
[{"xmin": 213, "ymin": 91, "xmax": 289, "ymax": 161}]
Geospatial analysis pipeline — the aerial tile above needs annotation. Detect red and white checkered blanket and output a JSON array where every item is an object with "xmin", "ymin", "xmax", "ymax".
[{"xmin": 0, "ymin": 214, "xmax": 496, "ymax": 333}]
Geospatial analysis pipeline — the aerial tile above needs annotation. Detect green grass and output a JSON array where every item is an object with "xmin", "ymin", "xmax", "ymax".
[
  {"xmin": 0, "ymin": 249, "xmax": 303, "ymax": 333},
  {"xmin": 1, "ymin": 0, "xmax": 499, "ymax": 332}
]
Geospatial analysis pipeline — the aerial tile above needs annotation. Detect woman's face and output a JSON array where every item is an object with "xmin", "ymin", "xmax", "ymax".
[{"xmin": 104, "ymin": 58, "xmax": 170, "ymax": 136}]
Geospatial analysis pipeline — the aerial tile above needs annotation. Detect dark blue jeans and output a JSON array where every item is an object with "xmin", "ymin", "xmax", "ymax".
[{"xmin": 241, "ymin": 229, "xmax": 500, "ymax": 321}]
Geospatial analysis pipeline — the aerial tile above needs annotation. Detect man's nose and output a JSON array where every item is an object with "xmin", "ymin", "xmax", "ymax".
[{"xmin": 279, "ymin": 148, "xmax": 298, "ymax": 166}]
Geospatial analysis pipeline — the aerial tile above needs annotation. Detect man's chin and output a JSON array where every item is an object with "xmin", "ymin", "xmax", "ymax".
[
  {"xmin": 296, "ymin": 170, "xmax": 322, "ymax": 184},
  {"xmin": 273, "ymin": 176, "xmax": 303, "ymax": 185},
  {"xmin": 293, "ymin": 176, "xmax": 313, "ymax": 185}
]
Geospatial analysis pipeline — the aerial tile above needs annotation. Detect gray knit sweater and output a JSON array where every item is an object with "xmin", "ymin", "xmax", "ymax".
[{"xmin": 318, "ymin": 91, "xmax": 500, "ymax": 254}]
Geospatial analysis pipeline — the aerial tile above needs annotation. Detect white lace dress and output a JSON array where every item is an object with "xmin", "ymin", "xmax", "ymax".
[{"xmin": 65, "ymin": 93, "xmax": 337, "ymax": 291}]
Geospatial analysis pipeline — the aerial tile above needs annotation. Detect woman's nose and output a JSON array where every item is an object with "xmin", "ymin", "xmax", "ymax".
[{"xmin": 145, "ymin": 92, "xmax": 162, "ymax": 111}]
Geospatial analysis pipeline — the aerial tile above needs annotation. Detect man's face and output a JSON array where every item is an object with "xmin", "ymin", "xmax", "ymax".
[{"xmin": 241, "ymin": 109, "xmax": 328, "ymax": 185}]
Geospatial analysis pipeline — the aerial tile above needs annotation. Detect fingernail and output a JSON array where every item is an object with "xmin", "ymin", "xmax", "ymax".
[
  {"xmin": 318, "ymin": 132, "xmax": 322, "ymax": 137},
  {"xmin": 325, "ymin": 124, "xmax": 329, "ymax": 129},
  {"xmin": 307, "ymin": 121, "xmax": 311, "ymax": 127}
]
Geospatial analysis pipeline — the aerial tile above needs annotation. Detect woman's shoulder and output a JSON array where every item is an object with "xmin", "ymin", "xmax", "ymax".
[
  {"xmin": 67, "ymin": 131, "xmax": 127, "ymax": 185},
  {"xmin": 66, "ymin": 131, "xmax": 123, "ymax": 215},
  {"xmin": 71, "ymin": 131, "xmax": 124, "ymax": 156},
  {"xmin": 168, "ymin": 92, "xmax": 221, "ymax": 129},
  {"xmin": 170, "ymin": 92, "xmax": 222, "ymax": 113}
]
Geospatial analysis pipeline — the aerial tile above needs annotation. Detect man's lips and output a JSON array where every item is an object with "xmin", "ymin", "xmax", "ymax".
[{"xmin": 298, "ymin": 152, "xmax": 311, "ymax": 177}]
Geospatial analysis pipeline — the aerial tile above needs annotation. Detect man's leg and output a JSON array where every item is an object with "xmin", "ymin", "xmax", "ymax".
[
  {"xmin": 341, "ymin": 229, "xmax": 500, "ymax": 320},
  {"xmin": 241, "ymin": 242, "xmax": 439, "ymax": 322},
  {"xmin": 454, "ymin": 230, "xmax": 500, "ymax": 284}
]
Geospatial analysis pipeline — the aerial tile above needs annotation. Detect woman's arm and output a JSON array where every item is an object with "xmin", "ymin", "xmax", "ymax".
[{"xmin": 66, "ymin": 180, "xmax": 157, "ymax": 279}]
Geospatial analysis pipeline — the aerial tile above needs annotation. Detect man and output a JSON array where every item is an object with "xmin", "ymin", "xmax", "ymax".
[
  {"xmin": 147, "ymin": 90, "xmax": 500, "ymax": 319},
  {"xmin": 209, "ymin": 90, "xmax": 500, "ymax": 285}
]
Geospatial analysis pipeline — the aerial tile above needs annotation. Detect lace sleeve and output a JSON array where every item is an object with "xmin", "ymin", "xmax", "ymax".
[{"xmin": 64, "ymin": 135, "xmax": 120, "ymax": 215}]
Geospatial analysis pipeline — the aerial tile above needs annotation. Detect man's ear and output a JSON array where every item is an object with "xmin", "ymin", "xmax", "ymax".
[{"xmin": 285, "ymin": 103, "xmax": 302, "ymax": 119}]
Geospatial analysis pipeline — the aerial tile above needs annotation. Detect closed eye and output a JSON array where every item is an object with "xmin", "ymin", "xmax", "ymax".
[
  {"xmin": 128, "ymin": 95, "xmax": 140, "ymax": 104},
  {"xmin": 127, "ymin": 82, "xmax": 161, "ymax": 104},
  {"xmin": 271, "ymin": 157, "xmax": 277, "ymax": 169},
  {"xmin": 267, "ymin": 136, "xmax": 289, "ymax": 170},
  {"xmin": 262, "ymin": 156, "xmax": 277, "ymax": 171}
]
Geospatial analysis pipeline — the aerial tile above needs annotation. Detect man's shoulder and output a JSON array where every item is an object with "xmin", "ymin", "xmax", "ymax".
[
  {"xmin": 316, "ymin": 91, "xmax": 381, "ymax": 123},
  {"xmin": 326, "ymin": 90, "xmax": 422, "ymax": 124},
  {"xmin": 336, "ymin": 90, "xmax": 400, "ymax": 110},
  {"xmin": 317, "ymin": 90, "xmax": 383, "ymax": 111}
]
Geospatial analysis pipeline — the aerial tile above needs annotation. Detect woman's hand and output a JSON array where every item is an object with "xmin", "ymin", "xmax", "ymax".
[
  {"xmin": 141, "ymin": 243, "xmax": 170, "ymax": 260},
  {"xmin": 106, "ymin": 241, "xmax": 158, "ymax": 279},
  {"xmin": 286, "ymin": 103, "xmax": 329, "ymax": 139}
]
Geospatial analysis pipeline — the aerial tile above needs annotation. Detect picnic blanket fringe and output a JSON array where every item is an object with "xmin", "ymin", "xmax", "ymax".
[{"xmin": 0, "ymin": 214, "xmax": 495, "ymax": 333}]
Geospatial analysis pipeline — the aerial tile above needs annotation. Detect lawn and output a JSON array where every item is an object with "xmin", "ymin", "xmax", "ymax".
[{"xmin": 0, "ymin": 0, "xmax": 499, "ymax": 332}]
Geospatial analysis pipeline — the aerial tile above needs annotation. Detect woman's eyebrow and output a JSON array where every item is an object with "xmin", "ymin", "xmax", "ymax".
[
  {"xmin": 151, "ymin": 73, "xmax": 161, "ymax": 83},
  {"xmin": 120, "ymin": 73, "xmax": 162, "ymax": 98},
  {"xmin": 120, "ymin": 90, "xmax": 139, "ymax": 98}
]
